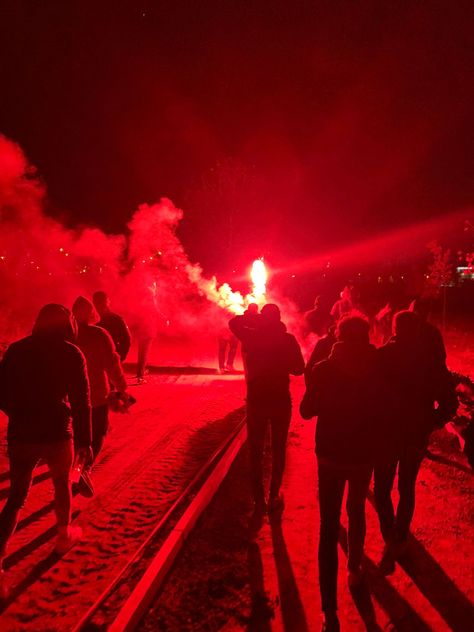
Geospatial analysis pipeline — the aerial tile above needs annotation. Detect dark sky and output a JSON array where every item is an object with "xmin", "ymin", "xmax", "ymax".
[{"xmin": 1, "ymin": 1, "xmax": 473, "ymax": 272}]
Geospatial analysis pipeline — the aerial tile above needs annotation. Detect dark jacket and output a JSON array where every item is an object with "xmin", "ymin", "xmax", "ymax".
[
  {"xmin": 300, "ymin": 341, "xmax": 381, "ymax": 465},
  {"xmin": 305, "ymin": 329, "xmax": 337, "ymax": 385},
  {"xmin": 229, "ymin": 315, "xmax": 304, "ymax": 403},
  {"xmin": 377, "ymin": 338, "xmax": 456, "ymax": 451},
  {"xmin": 0, "ymin": 335, "xmax": 91, "ymax": 446},
  {"xmin": 97, "ymin": 311, "xmax": 131, "ymax": 362},
  {"xmin": 76, "ymin": 324, "xmax": 127, "ymax": 408}
]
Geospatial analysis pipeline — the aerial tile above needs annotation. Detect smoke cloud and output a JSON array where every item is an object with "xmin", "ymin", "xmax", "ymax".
[{"xmin": 0, "ymin": 135, "xmax": 304, "ymax": 360}]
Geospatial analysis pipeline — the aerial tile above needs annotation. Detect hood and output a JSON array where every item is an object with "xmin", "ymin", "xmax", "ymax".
[{"xmin": 329, "ymin": 341, "xmax": 377, "ymax": 377}]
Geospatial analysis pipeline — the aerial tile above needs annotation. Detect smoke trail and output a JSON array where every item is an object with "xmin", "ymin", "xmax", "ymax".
[{"xmin": 0, "ymin": 135, "xmax": 305, "ymax": 356}]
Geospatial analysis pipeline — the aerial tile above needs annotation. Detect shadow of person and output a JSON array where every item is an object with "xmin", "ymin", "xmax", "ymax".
[
  {"xmin": 0, "ymin": 551, "xmax": 59, "ymax": 612},
  {"xmin": 338, "ymin": 525, "xmax": 432, "ymax": 631},
  {"xmin": 397, "ymin": 535, "xmax": 474, "ymax": 631},
  {"xmin": 247, "ymin": 541, "xmax": 273, "ymax": 632},
  {"xmin": 269, "ymin": 512, "xmax": 310, "ymax": 631}
]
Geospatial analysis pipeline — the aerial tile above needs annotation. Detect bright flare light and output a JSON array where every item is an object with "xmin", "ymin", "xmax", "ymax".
[
  {"xmin": 250, "ymin": 258, "xmax": 267, "ymax": 303},
  {"xmin": 186, "ymin": 258, "xmax": 268, "ymax": 315}
]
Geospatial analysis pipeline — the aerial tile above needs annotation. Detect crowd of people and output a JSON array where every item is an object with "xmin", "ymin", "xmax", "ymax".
[
  {"xmin": 230, "ymin": 293, "xmax": 457, "ymax": 632},
  {"xmin": 0, "ymin": 291, "xmax": 134, "ymax": 597},
  {"xmin": 0, "ymin": 284, "xmax": 463, "ymax": 628}
]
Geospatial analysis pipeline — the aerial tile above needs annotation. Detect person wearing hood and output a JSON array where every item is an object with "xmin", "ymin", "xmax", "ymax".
[
  {"xmin": 0, "ymin": 304, "xmax": 92, "ymax": 592},
  {"xmin": 229, "ymin": 303, "xmax": 304, "ymax": 514},
  {"xmin": 72, "ymin": 296, "xmax": 128, "ymax": 496},
  {"xmin": 374, "ymin": 310, "xmax": 457, "ymax": 573},
  {"xmin": 300, "ymin": 314, "xmax": 381, "ymax": 632}
]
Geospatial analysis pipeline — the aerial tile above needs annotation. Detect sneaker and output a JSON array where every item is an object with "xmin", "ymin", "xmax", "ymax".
[
  {"xmin": 268, "ymin": 494, "xmax": 284, "ymax": 514},
  {"xmin": 347, "ymin": 567, "xmax": 365, "ymax": 588},
  {"xmin": 321, "ymin": 611, "xmax": 340, "ymax": 632},
  {"xmin": 55, "ymin": 525, "xmax": 83, "ymax": 555},
  {"xmin": 0, "ymin": 570, "xmax": 9, "ymax": 601},
  {"xmin": 76, "ymin": 470, "xmax": 94, "ymax": 498}
]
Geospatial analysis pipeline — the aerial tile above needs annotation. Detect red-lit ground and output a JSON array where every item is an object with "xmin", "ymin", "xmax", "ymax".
[
  {"xmin": 0, "ymin": 354, "xmax": 245, "ymax": 630},
  {"xmin": 0, "ymin": 339, "xmax": 472, "ymax": 630},
  {"xmin": 143, "ymin": 378, "xmax": 474, "ymax": 632}
]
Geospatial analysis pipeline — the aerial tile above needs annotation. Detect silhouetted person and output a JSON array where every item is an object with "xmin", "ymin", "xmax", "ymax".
[
  {"xmin": 304, "ymin": 296, "xmax": 333, "ymax": 337},
  {"xmin": 239, "ymin": 303, "xmax": 260, "ymax": 377},
  {"xmin": 92, "ymin": 291, "xmax": 131, "ymax": 362},
  {"xmin": 374, "ymin": 310, "xmax": 457, "ymax": 572},
  {"xmin": 0, "ymin": 304, "xmax": 92, "ymax": 594},
  {"xmin": 72, "ymin": 297, "xmax": 127, "ymax": 496},
  {"xmin": 409, "ymin": 296, "xmax": 447, "ymax": 369},
  {"xmin": 229, "ymin": 304, "xmax": 304, "ymax": 514},
  {"xmin": 305, "ymin": 324, "xmax": 337, "ymax": 385},
  {"xmin": 300, "ymin": 315, "xmax": 381, "ymax": 632},
  {"xmin": 217, "ymin": 318, "xmax": 239, "ymax": 374},
  {"xmin": 330, "ymin": 286, "xmax": 353, "ymax": 322}
]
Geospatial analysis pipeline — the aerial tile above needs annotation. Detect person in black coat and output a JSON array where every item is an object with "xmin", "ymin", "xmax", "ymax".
[
  {"xmin": 92, "ymin": 291, "xmax": 131, "ymax": 362},
  {"xmin": 374, "ymin": 310, "xmax": 457, "ymax": 572},
  {"xmin": 229, "ymin": 304, "xmax": 304, "ymax": 513},
  {"xmin": 0, "ymin": 304, "xmax": 92, "ymax": 593},
  {"xmin": 300, "ymin": 314, "xmax": 381, "ymax": 632}
]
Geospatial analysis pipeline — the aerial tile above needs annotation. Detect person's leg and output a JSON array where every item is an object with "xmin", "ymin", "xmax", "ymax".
[
  {"xmin": 373, "ymin": 459, "xmax": 398, "ymax": 542},
  {"xmin": 346, "ymin": 466, "xmax": 372, "ymax": 574},
  {"xmin": 246, "ymin": 404, "xmax": 267, "ymax": 507},
  {"xmin": 91, "ymin": 405, "xmax": 109, "ymax": 463},
  {"xmin": 0, "ymin": 443, "xmax": 38, "ymax": 563},
  {"xmin": 44, "ymin": 440, "xmax": 74, "ymax": 529},
  {"xmin": 137, "ymin": 337, "xmax": 152, "ymax": 378},
  {"xmin": 395, "ymin": 445, "xmax": 424, "ymax": 543},
  {"xmin": 269, "ymin": 403, "xmax": 292, "ymax": 500},
  {"xmin": 217, "ymin": 337, "xmax": 226, "ymax": 371},
  {"xmin": 318, "ymin": 461, "xmax": 346, "ymax": 617},
  {"xmin": 226, "ymin": 337, "xmax": 238, "ymax": 369}
]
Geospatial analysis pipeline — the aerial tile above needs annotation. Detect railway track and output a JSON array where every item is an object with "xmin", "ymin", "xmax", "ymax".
[{"xmin": 73, "ymin": 418, "xmax": 247, "ymax": 631}]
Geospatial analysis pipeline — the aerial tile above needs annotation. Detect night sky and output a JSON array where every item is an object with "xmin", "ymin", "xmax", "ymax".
[{"xmin": 1, "ymin": 1, "xmax": 473, "ymax": 272}]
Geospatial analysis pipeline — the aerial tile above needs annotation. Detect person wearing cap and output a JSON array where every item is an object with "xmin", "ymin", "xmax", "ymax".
[
  {"xmin": 72, "ymin": 296, "xmax": 128, "ymax": 496},
  {"xmin": 229, "ymin": 303, "xmax": 304, "ymax": 515},
  {"xmin": 0, "ymin": 304, "xmax": 92, "ymax": 594}
]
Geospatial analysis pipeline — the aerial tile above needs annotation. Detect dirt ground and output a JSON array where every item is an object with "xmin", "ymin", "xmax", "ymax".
[
  {"xmin": 143, "ymin": 377, "xmax": 474, "ymax": 632},
  {"xmin": 0, "ymin": 367, "xmax": 245, "ymax": 631}
]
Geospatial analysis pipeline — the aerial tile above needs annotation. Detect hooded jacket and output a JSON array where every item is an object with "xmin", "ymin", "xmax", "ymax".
[
  {"xmin": 300, "ymin": 341, "xmax": 381, "ymax": 465},
  {"xmin": 0, "ymin": 335, "xmax": 91, "ymax": 446},
  {"xmin": 76, "ymin": 323, "xmax": 127, "ymax": 408},
  {"xmin": 229, "ymin": 314, "xmax": 304, "ymax": 403},
  {"xmin": 377, "ymin": 337, "xmax": 457, "ymax": 450}
]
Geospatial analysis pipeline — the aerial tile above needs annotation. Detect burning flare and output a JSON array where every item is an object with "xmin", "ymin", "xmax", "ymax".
[
  {"xmin": 186, "ymin": 258, "xmax": 268, "ymax": 315},
  {"xmin": 250, "ymin": 258, "xmax": 267, "ymax": 302}
]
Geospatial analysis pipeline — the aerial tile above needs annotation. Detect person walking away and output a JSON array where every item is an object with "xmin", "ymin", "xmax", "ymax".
[
  {"xmin": 374, "ymin": 310, "xmax": 457, "ymax": 573},
  {"xmin": 72, "ymin": 297, "xmax": 128, "ymax": 496},
  {"xmin": 217, "ymin": 309, "xmax": 239, "ymax": 374},
  {"xmin": 304, "ymin": 296, "xmax": 333, "ymax": 337},
  {"xmin": 300, "ymin": 315, "xmax": 381, "ymax": 632},
  {"xmin": 233, "ymin": 302, "xmax": 260, "ymax": 377},
  {"xmin": 0, "ymin": 304, "xmax": 92, "ymax": 595},
  {"xmin": 304, "ymin": 324, "xmax": 337, "ymax": 385},
  {"xmin": 330, "ymin": 286, "xmax": 353, "ymax": 322},
  {"xmin": 409, "ymin": 297, "xmax": 447, "ymax": 369},
  {"xmin": 229, "ymin": 304, "xmax": 304, "ymax": 515},
  {"xmin": 92, "ymin": 291, "xmax": 131, "ymax": 362}
]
